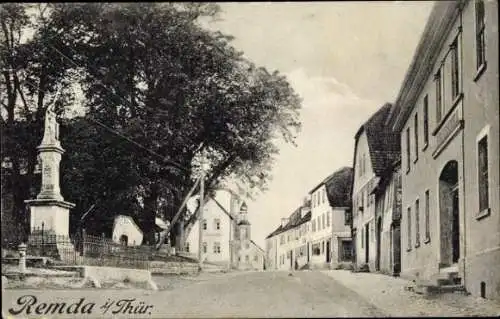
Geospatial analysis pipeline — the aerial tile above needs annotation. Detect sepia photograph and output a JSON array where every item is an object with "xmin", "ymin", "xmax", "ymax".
[{"xmin": 1, "ymin": 1, "xmax": 499, "ymax": 317}]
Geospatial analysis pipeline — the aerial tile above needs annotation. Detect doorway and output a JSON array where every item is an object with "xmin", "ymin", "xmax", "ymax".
[
  {"xmin": 365, "ymin": 223, "xmax": 370, "ymax": 264},
  {"xmin": 119, "ymin": 235, "xmax": 128, "ymax": 246},
  {"xmin": 352, "ymin": 229, "xmax": 357, "ymax": 265},
  {"xmin": 452, "ymin": 188, "xmax": 460, "ymax": 263},
  {"xmin": 376, "ymin": 217, "xmax": 382, "ymax": 271},
  {"xmin": 439, "ymin": 160, "xmax": 460, "ymax": 267},
  {"xmin": 391, "ymin": 222, "xmax": 401, "ymax": 276},
  {"xmin": 326, "ymin": 240, "xmax": 331, "ymax": 263}
]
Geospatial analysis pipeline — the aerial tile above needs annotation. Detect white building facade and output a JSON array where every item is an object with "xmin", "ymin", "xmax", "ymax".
[{"xmin": 184, "ymin": 189, "xmax": 264, "ymax": 270}]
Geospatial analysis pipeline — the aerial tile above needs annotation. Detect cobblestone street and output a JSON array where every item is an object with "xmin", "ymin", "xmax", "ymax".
[
  {"xmin": 322, "ymin": 270, "xmax": 500, "ymax": 317},
  {"xmin": 3, "ymin": 270, "xmax": 500, "ymax": 318}
]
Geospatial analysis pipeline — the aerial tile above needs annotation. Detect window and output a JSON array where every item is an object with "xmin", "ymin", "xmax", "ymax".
[
  {"xmin": 435, "ymin": 69, "xmax": 443, "ymax": 123},
  {"xmin": 202, "ymin": 242, "xmax": 207, "ymax": 253},
  {"xmin": 245, "ymin": 255, "xmax": 249, "ymax": 262},
  {"xmin": 245, "ymin": 242, "xmax": 250, "ymax": 249},
  {"xmin": 213, "ymin": 242, "xmax": 221, "ymax": 254},
  {"xmin": 322, "ymin": 214, "xmax": 326, "ymax": 229},
  {"xmin": 475, "ymin": 0, "xmax": 486, "ymax": 70},
  {"xmin": 450, "ymin": 39, "xmax": 460, "ymax": 99},
  {"xmin": 406, "ymin": 127, "xmax": 411, "ymax": 172},
  {"xmin": 344, "ymin": 210, "xmax": 351, "ymax": 226},
  {"xmin": 321, "ymin": 241, "xmax": 325, "ymax": 254},
  {"xmin": 312, "ymin": 220, "xmax": 316, "ymax": 232},
  {"xmin": 185, "ymin": 242, "xmax": 190, "ymax": 252},
  {"xmin": 414, "ymin": 112, "xmax": 419, "ymax": 162},
  {"xmin": 311, "ymin": 243, "xmax": 320, "ymax": 255},
  {"xmin": 322, "ymin": 190, "xmax": 325, "ymax": 204},
  {"xmin": 280, "ymin": 235, "xmax": 284, "ymax": 245},
  {"xmin": 202, "ymin": 219, "xmax": 207, "ymax": 230},
  {"xmin": 241, "ymin": 227, "xmax": 248, "ymax": 240},
  {"xmin": 425, "ymin": 190, "xmax": 430, "ymax": 242},
  {"xmin": 478, "ymin": 136, "xmax": 489, "ymax": 211},
  {"xmin": 214, "ymin": 218, "xmax": 221, "ymax": 230},
  {"xmin": 407, "ymin": 207, "xmax": 412, "ymax": 250},
  {"xmin": 340, "ymin": 240, "xmax": 352, "ymax": 261},
  {"xmin": 415, "ymin": 199, "xmax": 420, "ymax": 247},
  {"xmin": 254, "ymin": 255, "xmax": 258, "ymax": 262},
  {"xmin": 423, "ymin": 95, "xmax": 429, "ymax": 147},
  {"xmin": 326, "ymin": 212, "xmax": 330, "ymax": 227}
]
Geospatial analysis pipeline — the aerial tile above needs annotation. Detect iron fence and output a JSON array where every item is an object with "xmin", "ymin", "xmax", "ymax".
[{"xmin": 27, "ymin": 226, "xmax": 153, "ymax": 270}]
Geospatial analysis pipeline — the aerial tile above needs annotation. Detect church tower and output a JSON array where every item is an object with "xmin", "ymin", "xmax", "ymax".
[{"xmin": 237, "ymin": 202, "xmax": 251, "ymax": 241}]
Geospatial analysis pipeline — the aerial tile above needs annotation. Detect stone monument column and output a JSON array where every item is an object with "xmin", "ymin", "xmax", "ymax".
[{"xmin": 24, "ymin": 89, "xmax": 75, "ymax": 255}]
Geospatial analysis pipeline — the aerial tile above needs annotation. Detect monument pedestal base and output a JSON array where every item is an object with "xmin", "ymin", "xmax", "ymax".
[
  {"xmin": 25, "ymin": 199, "xmax": 75, "ymax": 236},
  {"xmin": 25, "ymin": 199, "xmax": 76, "ymax": 263}
]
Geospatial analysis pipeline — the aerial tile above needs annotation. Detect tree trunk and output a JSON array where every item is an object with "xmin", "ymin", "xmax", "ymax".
[{"xmin": 142, "ymin": 184, "xmax": 159, "ymax": 245}]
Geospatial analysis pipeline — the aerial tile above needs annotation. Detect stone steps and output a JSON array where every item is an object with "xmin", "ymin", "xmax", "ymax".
[
  {"xmin": 414, "ymin": 271, "xmax": 466, "ymax": 296},
  {"xmin": 415, "ymin": 283, "xmax": 467, "ymax": 295}
]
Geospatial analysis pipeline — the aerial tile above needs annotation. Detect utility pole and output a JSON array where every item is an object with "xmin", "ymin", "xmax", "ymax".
[{"xmin": 198, "ymin": 159, "xmax": 206, "ymax": 271}]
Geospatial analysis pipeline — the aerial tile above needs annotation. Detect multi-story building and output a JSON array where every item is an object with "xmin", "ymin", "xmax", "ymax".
[
  {"xmin": 308, "ymin": 177, "xmax": 335, "ymax": 269},
  {"xmin": 265, "ymin": 225, "xmax": 282, "ymax": 270},
  {"xmin": 184, "ymin": 189, "xmax": 264, "ymax": 271},
  {"xmin": 351, "ymin": 103, "xmax": 401, "ymax": 271},
  {"xmin": 391, "ymin": 0, "xmax": 499, "ymax": 300},
  {"xmin": 372, "ymin": 159, "xmax": 402, "ymax": 276},
  {"xmin": 324, "ymin": 167, "xmax": 354, "ymax": 269},
  {"xmin": 266, "ymin": 168, "xmax": 353, "ymax": 271},
  {"xmin": 265, "ymin": 199, "xmax": 311, "ymax": 271}
]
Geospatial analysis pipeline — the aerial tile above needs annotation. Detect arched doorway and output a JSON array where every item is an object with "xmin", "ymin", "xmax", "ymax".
[
  {"xmin": 120, "ymin": 234, "xmax": 128, "ymax": 246},
  {"xmin": 375, "ymin": 217, "xmax": 382, "ymax": 271},
  {"xmin": 439, "ymin": 160, "xmax": 460, "ymax": 267}
]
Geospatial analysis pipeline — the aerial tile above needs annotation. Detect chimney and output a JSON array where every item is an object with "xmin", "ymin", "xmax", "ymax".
[
  {"xmin": 303, "ymin": 196, "xmax": 309, "ymax": 206},
  {"xmin": 281, "ymin": 218, "xmax": 289, "ymax": 228}
]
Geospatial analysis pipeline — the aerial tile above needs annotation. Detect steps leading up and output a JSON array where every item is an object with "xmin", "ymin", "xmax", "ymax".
[{"xmin": 414, "ymin": 270, "xmax": 466, "ymax": 296}]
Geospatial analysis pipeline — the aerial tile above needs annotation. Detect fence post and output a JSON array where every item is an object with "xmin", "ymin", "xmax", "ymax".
[
  {"xmin": 41, "ymin": 222, "xmax": 45, "ymax": 256},
  {"xmin": 81, "ymin": 228, "xmax": 86, "ymax": 257},
  {"xmin": 101, "ymin": 233, "xmax": 105, "ymax": 264},
  {"xmin": 18, "ymin": 243, "xmax": 27, "ymax": 273}
]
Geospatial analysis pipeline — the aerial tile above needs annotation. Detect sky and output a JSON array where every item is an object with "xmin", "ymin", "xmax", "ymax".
[{"xmin": 205, "ymin": 1, "xmax": 435, "ymax": 248}]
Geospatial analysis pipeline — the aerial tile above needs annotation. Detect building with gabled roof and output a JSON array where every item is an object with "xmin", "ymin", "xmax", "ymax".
[
  {"xmin": 183, "ymin": 189, "xmax": 264, "ymax": 271},
  {"xmin": 265, "ymin": 199, "xmax": 311, "ymax": 270},
  {"xmin": 325, "ymin": 167, "xmax": 354, "ymax": 269},
  {"xmin": 390, "ymin": 0, "xmax": 499, "ymax": 300},
  {"xmin": 266, "ymin": 167, "xmax": 353, "ymax": 271},
  {"xmin": 351, "ymin": 102, "xmax": 401, "ymax": 271}
]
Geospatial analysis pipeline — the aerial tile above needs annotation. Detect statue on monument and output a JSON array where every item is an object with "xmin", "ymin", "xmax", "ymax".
[{"xmin": 42, "ymin": 86, "xmax": 62, "ymax": 145}]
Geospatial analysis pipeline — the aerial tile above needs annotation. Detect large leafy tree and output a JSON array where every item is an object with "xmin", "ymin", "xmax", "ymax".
[{"xmin": 1, "ymin": 3, "xmax": 302, "ymax": 246}]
